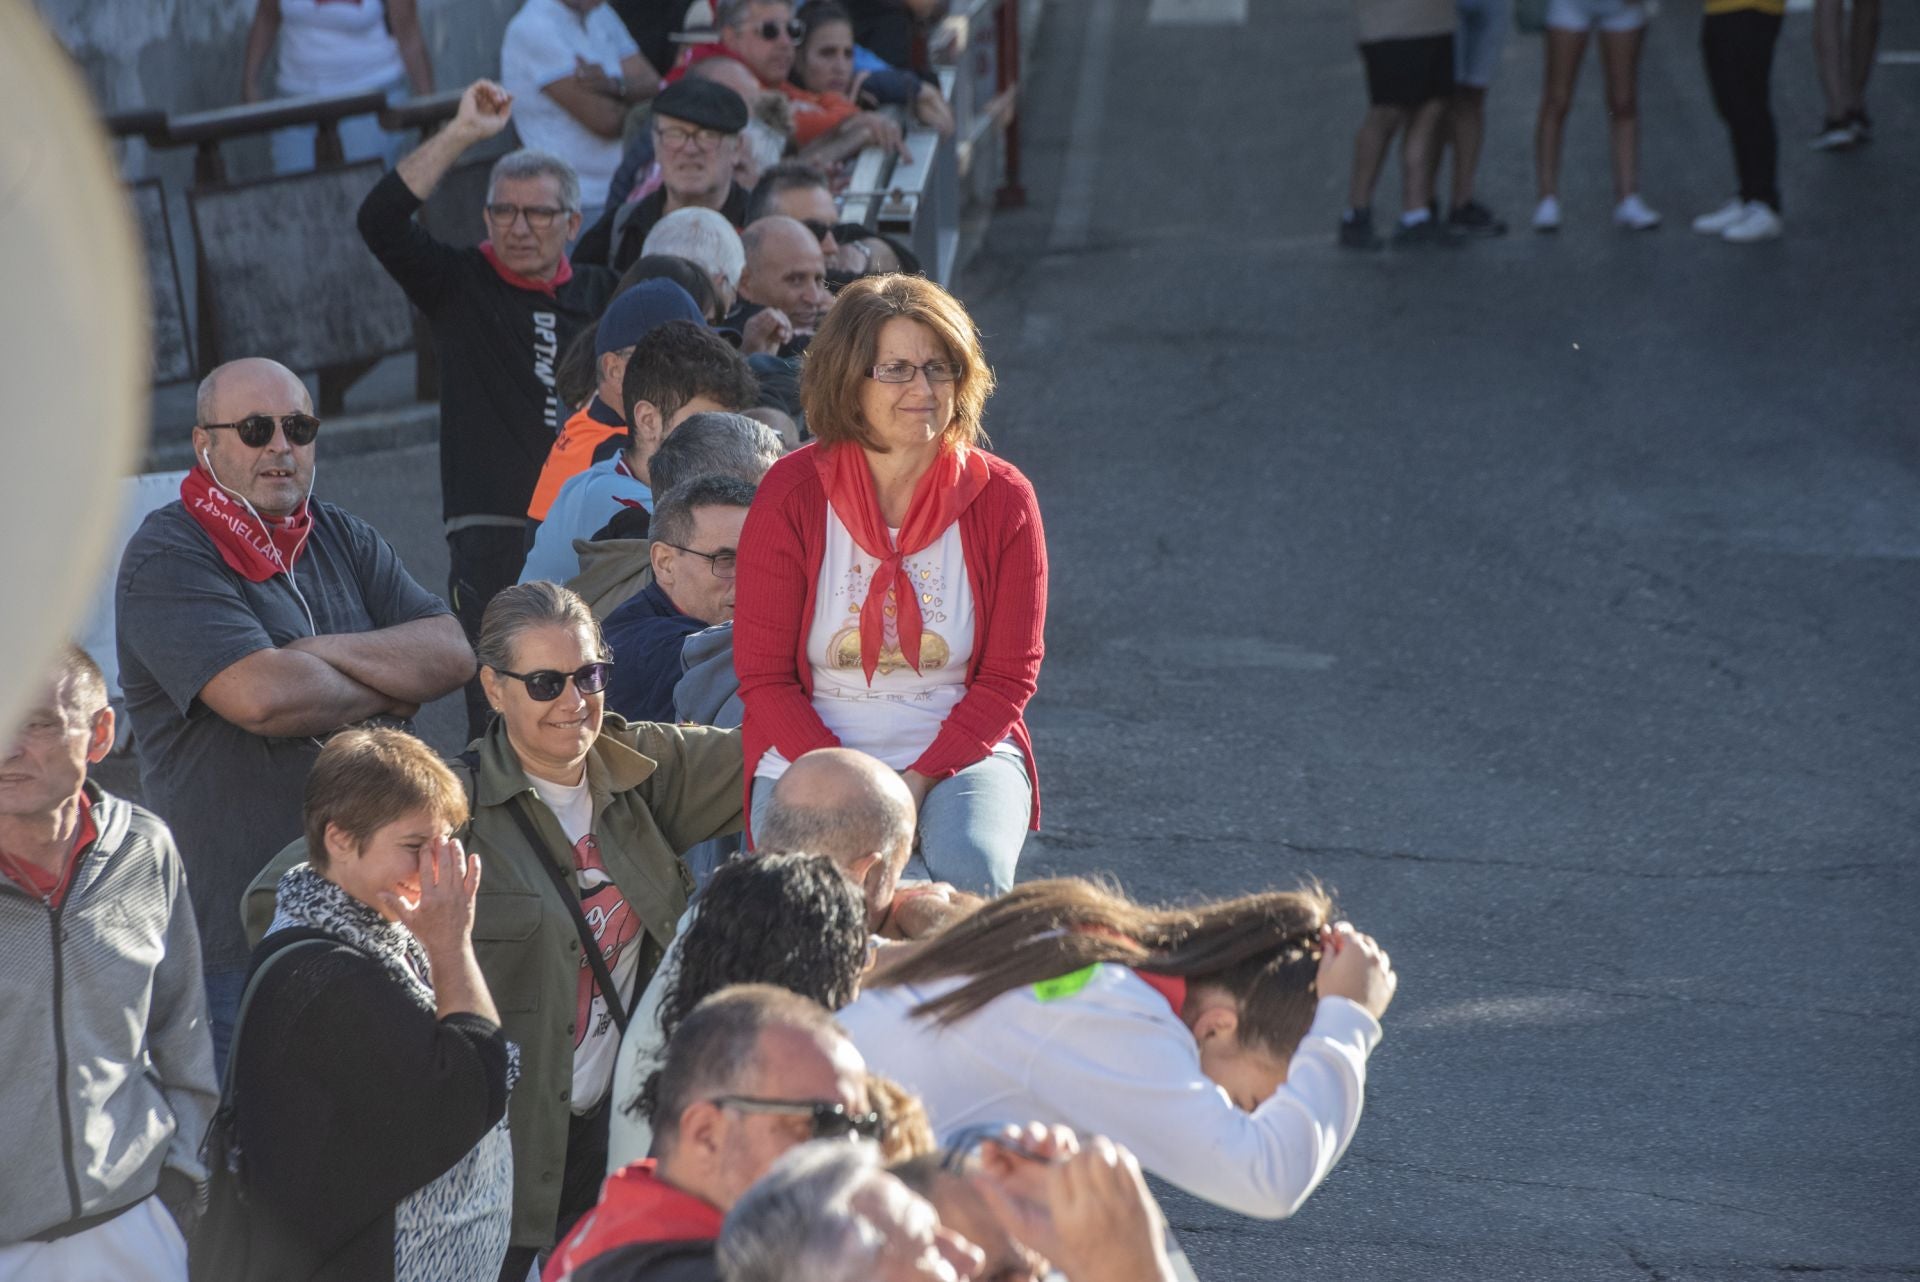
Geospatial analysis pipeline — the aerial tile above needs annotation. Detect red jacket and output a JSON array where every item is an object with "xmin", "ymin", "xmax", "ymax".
[
  {"xmin": 733, "ymin": 444, "xmax": 1047, "ymax": 830},
  {"xmin": 543, "ymin": 1160, "xmax": 722, "ymax": 1282}
]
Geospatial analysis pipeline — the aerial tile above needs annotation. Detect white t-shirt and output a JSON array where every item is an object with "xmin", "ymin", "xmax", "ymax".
[
  {"xmin": 276, "ymin": 0, "xmax": 406, "ymax": 96},
  {"xmin": 501, "ymin": 0, "xmax": 641, "ymax": 209},
  {"xmin": 758, "ymin": 512, "xmax": 975, "ymax": 780},
  {"xmin": 838, "ymin": 966, "xmax": 1382, "ymax": 1220},
  {"xmin": 528, "ymin": 769, "xmax": 642, "ymax": 1113}
]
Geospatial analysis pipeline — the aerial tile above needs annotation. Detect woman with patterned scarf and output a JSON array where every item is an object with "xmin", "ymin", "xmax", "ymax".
[
  {"xmin": 733, "ymin": 273, "xmax": 1048, "ymax": 897},
  {"xmin": 216, "ymin": 729, "xmax": 515, "ymax": 1282}
]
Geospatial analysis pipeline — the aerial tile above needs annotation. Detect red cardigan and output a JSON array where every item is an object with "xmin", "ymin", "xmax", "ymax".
[{"xmin": 734, "ymin": 444, "xmax": 1047, "ymax": 830}]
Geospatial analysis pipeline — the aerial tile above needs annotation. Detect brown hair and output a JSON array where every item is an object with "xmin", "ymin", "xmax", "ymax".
[
  {"xmin": 799, "ymin": 274, "xmax": 994, "ymax": 453},
  {"xmin": 301, "ymin": 728, "xmax": 469, "ymax": 870},
  {"xmin": 869, "ymin": 1074, "xmax": 936, "ymax": 1163},
  {"xmin": 873, "ymin": 878, "xmax": 1334, "ymax": 1061},
  {"xmin": 475, "ymin": 580, "xmax": 608, "ymax": 673}
]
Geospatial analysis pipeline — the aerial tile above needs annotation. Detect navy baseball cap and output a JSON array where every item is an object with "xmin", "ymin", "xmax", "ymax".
[{"xmin": 595, "ymin": 279, "xmax": 705, "ymax": 356}]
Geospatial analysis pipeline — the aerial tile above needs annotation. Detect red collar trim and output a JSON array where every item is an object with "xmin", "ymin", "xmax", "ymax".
[
  {"xmin": 0, "ymin": 793, "xmax": 96, "ymax": 910},
  {"xmin": 1133, "ymin": 970, "xmax": 1188, "ymax": 1015},
  {"xmin": 480, "ymin": 242, "xmax": 573, "ymax": 297},
  {"xmin": 545, "ymin": 1161, "xmax": 723, "ymax": 1277}
]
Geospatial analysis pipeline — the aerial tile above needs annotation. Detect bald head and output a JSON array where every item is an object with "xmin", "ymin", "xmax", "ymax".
[
  {"xmin": 689, "ymin": 55, "xmax": 765, "ymax": 109},
  {"xmin": 759, "ymin": 749, "xmax": 914, "ymax": 925},
  {"xmin": 191, "ymin": 357, "xmax": 316, "ymax": 519},
  {"xmin": 195, "ymin": 357, "xmax": 310, "ymax": 428},
  {"xmin": 738, "ymin": 216, "xmax": 830, "ymax": 328}
]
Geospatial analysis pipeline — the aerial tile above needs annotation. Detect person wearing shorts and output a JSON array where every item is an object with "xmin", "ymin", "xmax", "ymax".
[
  {"xmin": 1531, "ymin": 0, "xmax": 1663, "ymax": 233},
  {"xmin": 1434, "ymin": 0, "xmax": 1513, "ymax": 235},
  {"xmin": 1340, "ymin": 0, "xmax": 1459, "ymax": 250}
]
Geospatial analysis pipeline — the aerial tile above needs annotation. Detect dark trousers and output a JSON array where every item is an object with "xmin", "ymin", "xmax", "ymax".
[
  {"xmin": 1701, "ymin": 10, "xmax": 1784, "ymax": 210},
  {"xmin": 494, "ymin": 1102, "xmax": 611, "ymax": 1282},
  {"xmin": 447, "ymin": 524, "xmax": 529, "ymax": 741}
]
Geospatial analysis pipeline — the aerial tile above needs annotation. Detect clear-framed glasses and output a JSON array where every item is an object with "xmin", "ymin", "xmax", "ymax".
[{"xmin": 656, "ymin": 123, "xmax": 728, "ymax": 151}]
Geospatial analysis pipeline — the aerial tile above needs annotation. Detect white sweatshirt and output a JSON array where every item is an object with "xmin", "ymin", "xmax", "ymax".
[{"xmin": 837, "ymin": 963, "xmax": 1382, "ymax": 1220}]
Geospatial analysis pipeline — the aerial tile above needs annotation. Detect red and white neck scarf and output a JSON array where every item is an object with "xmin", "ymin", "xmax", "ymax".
[
  {"xmin": 180, "ymin": 465, "xmax": 314, "ymax": 583},
  {"xmin": 480, "ymin": 242, "xmax": 574, "ymax": 298},
  {"xmin": 815, "ymin": 443, "xmax": 989, "ymax": 684}
]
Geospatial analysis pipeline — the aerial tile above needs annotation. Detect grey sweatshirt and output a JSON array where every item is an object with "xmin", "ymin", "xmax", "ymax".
[{"xmin": 0, "ymin": 784, "xmax": 218, "ymax": 1242}]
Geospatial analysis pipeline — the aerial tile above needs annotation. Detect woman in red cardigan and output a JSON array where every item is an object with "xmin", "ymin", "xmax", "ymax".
[{"xmin": 732, "ymin": 273, "xmax": 1046, "ymax": 895}]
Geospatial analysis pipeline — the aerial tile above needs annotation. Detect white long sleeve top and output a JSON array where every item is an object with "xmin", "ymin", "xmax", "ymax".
[{"xmin": 837, "ymin": 963, "xmax": 1381, "ymax": 1220}]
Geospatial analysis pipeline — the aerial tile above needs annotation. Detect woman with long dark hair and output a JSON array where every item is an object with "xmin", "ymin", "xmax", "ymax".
[{"xmin": 838, "ymin": 879, "xmax": 1398, "ymax": 1220}]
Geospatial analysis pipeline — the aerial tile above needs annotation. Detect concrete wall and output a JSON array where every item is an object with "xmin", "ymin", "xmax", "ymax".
[{"xmin": 32, "ymin": 0, "xmax": 522, "ymax": 182}]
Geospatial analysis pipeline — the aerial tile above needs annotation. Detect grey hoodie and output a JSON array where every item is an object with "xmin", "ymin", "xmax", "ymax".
[
  {"xmin": 0, "ymin": 784, "xmax": 217, "ymax": 1242},
  {"xmin": 567, "ymin": 536, "xmax": 654, "ymax": 621}
]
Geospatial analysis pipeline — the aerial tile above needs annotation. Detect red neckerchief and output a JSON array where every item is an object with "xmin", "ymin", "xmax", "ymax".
[
  {"xmin": 1069, "ymin": 923, "xmax": 1190, "ymax": 1016},
  {"xmin": 180, "ymin": 465, "xmax": 313, "ymax": 583},
  {"xmin": 815, "ymin": 442, "xmax": 989, "ymax": 683},
  {"xmin": 0, "ymin": 793, "xmax": 96, "ymax": 911},
  {"xmin": 479, "ymin": 242, "xmax": 574, "ymax": 299},
  {"xmin": 664, "ymin": 42, "xmax": 746, "ymax": 84}
]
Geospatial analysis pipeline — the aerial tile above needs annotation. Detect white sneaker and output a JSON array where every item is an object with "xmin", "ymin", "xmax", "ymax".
[
  {"xmin": 1691, "ymin": 199, "xmax": 1746, "ymax": 235},
  {"xmin": 1613, "ymin": 194, "xmax": 1662, "ymax": 231},
  {"xmin": 1721, "ymin": 201, "xmax": 1784, "ymax": 243},
  {"xmin": 1810, "ymin": 121, "xmax": 1855, "ymax": 151},
  {"xmin": 1532, "ymin": 195, "xmax": 1562, "ymax": 233}
]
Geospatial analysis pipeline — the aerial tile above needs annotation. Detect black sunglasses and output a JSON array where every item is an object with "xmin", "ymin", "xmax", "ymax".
[
  {"xmin": 201, "ymin": 413, "xmax": 321, "ymax": 448},
  {"xmin": 490, "ymin": 662, "xmax": 613, "ymax": 702},
  {"xmin": 800, "ymin": 218, "xmax": 836, "ymax": 243},
  {"xmin": 711, "ymin": 1095, "xmax": 884, "ymax": 1142},
  {"xmin": 747, "ymin": 17, "xmax": 805, "ymax": 40}
]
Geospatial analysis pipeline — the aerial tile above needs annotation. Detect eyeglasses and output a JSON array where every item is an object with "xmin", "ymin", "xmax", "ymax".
[
  {"xmin": 739, "ymin": 17, "xmax": 805, "ymax": 41},
  {"xmin": 656, "ymin": 123, "xmax": 729, "ymax": 151},
  {"xmin": 869, "ymin": 361, "xmax": 960, "ymax": 384},
  {"xmin": 489, "ymin": 662, "xmax": 613, "ymax": 702},
  {"xmin": 200, "ymin": 413, "xmax": 321, "ymax": 448},
  {"xmin": 799, "ymin": 218, "xmax": 836, "ymax": 244},
  {"xmin": 659, "ymin": 543, "xmax": 738, "ymax": 579},
  {"xmin": 712, "ymin": 1095, "xmax": 884, "ymax": 1142},
  {"xmin": 484, "ymin": 203, "xmax": 570, "ymax": 231}
]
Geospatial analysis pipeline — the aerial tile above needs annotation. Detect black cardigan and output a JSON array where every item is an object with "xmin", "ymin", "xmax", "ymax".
[{"xmin": 231, "ymin": 934, "xmax": 510, "ymax": 1282}]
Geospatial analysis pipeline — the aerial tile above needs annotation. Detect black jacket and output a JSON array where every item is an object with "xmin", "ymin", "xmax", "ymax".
[
  {"xmin": 229, "ymin": 933, "xmax": 510, "ymax": 1281},
  {"xmin": 359, "ymin": 169, "xmax": 618, "ymax": 522},
  {"xmin": 572, "ymin": 1239, "xmax": 719, "ymax": 1282}
]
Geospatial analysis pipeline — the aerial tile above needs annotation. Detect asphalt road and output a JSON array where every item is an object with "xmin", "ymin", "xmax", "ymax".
[{"xmin": 119, "ymin": 0, "xmax": 1917, "ymax": 1276}]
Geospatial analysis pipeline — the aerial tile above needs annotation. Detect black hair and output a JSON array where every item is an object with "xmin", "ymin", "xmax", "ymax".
[
  {"xmin": 620, "ymin": 320, "xmax": 761, "ymax": 426},
  {"xmin": 618, "ymin": 254, "xmax": 722, "ymax": 323},
  {"xmin": 747, "ymin": 160, "xmax": 834, "ymax": 224}
]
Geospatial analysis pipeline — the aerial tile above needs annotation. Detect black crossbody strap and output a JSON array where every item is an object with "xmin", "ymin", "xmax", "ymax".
[{"xmin": 499, "ymin": 796, "xmax": 638, "ymax": 1037}]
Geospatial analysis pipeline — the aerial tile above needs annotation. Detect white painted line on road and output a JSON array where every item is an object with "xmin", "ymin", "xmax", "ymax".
[
  {"xmin": 1047, "ymin": 0, "xmax": 1117, "ymax": 251},
  {"xmin": 1148, "ymin": 0, "xmax": 1249, "ymax": 23},
  {"xmin": 1877, "ymin": 50, "xmax": 1920, "ymax": 65}
]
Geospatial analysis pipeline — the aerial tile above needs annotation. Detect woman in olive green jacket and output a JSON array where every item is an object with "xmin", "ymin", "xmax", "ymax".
[{"xmin": 246, "ymin": 582, "xmax": 742, "ymax": 1276}]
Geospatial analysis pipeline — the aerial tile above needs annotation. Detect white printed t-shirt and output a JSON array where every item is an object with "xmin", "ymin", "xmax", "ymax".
[
  {"xmin": 501, "ymin": 0, "xmax": 641, "ymax": 208},
  {"xmin": 528, "ymin": 768, "xmax": 641, "ymax": 1114},
  {"xmin": 759, "ymin": 511, "xmax": 975, "ymax": 779}
]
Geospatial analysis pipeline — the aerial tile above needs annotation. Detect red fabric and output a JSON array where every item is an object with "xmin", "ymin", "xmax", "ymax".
[
  {"xmin": 816, "ymin": 442, "xmax": 988, "ymax": 683},
  {"xmin": 179, "ymin": 466, "xmax": 313, "ymax": 583},
  {"xmin": 1133, "ymin": 970, "xmax": 1189, "ymax": 1016},
  {"xmin": 0, "ymin": 793, "xmax": 95, "ymax": 911},
  {"xmin": 543, "ymin": 1160, "xmax": 723, "ymax": 1281},
  {"xmin": 479, "ymin": 241, "xmax": 574, "ymax": 298},
  {"xmin": 661, "ymin": 41, "xmax": 735, "ymax": 83},
  {"xmin": 662, "ymin": 45, "xmax": 859, "ymax": 145},
  {"xmin": 733, "ymin": 444, "xmax": 1047, "ymax": 833}
]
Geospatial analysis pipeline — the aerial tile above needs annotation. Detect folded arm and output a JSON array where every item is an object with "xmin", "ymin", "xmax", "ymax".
[
  {"xmin": 199, "ymin": 648, "xmax": 410, "ymax": 738},
  {"xmin": 285, "ymin": 614, "xmax": 475, "ymax": 705}
]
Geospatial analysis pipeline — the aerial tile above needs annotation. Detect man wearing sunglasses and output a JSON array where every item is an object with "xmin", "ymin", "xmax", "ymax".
[
  {"xmin": 599, "ymin": 474, "xmax": 754, "ymax": 724},
  {"xmin": 115, "ymin": 357, "xmax": 474, "ymax": 1072},
  {"xmin": 745, "ymin": 161, "xmax": 842, "ymax": 258},
  {"xmin": 546, "ymin": 984, "xmax": 873, "ymax": 1282},
  {"xmin": 361, "ymin": 79, "xmax": 620, "ymax": 738}
]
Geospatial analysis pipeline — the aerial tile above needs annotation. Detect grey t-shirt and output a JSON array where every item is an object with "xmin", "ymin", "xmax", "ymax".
[{"xmin": 115, "ymin": 500, "xmax": 451, "ymax": 970}]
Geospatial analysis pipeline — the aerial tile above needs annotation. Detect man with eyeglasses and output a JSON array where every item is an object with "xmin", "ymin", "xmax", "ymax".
[
  {"xmin": 588, "ymin": 77, "xmax": 753, "ymax": 275},
  {"xmin": 360, "ymin": 79, "xmax": 620, "ymax": 739},
  {"xmin": 545, "ymin": 984, "xmax": 874, "ymax": 1282},
  {"xmin": 600, "ymin": 474, "xmax": 755, "ymax": 724},
  {"xmin": 115, "ymin": 356, "xmax": 473, "ymax": 1071}
]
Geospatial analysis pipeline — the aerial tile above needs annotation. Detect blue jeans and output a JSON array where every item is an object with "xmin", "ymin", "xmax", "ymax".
[
  {"xmin": 204, "ymin": 968, "xmax": 248, "ymax": 1080},
  {"xmin": 753, "ymin": 744, "xmax": 1031, "ymax": 897}
]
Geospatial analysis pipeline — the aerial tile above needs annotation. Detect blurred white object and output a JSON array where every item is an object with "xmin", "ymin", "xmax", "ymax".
[{"xmin": 0, "ymin": 0, "xmax": 150, "ymax": 741}]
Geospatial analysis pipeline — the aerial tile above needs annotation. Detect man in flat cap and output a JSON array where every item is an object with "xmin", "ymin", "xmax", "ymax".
[{"xmin": 598, "ymin": 78, "xmax": 754, "ymax": 273}]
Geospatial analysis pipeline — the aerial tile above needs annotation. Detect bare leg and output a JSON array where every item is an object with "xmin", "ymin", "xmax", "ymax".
[
  {"xmin": 1849, "ymin": 0, "xmax": 1881, "ymax": 114},
  {"xmin": 1598, "ymin": 26, "xmax": 1646, "ymax": 200},
  {"xmin": 1812, "ymin": 0, "xmax": 1849, "ymax": 120},
  {"xmin": 1348, "ymin": 105, "xmax": 1408, "ymax": 211},
  {"xmin": 1402, "ymin": 97, "xmax": 1448, "ymax": 214},
  {"xmin": 1449, "ymin": 86, "xmax": 1489, "ymax": 208},
  {"xmin": 1535, "ymin": 27, "xmax": 1590, "ymax": 199}
]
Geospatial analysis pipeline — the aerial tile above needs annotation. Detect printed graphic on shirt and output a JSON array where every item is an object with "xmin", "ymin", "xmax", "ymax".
[
  {"xmin": 573, "ymin": 832, "xmax": 642, "ymax": 1110},
  {"xmin": 534, "ymin": 310, "xmax": 561, "ymax": 433},
  {"xmin": 824, "ymin": 553, "xmax": 956, "ymax": 682}
]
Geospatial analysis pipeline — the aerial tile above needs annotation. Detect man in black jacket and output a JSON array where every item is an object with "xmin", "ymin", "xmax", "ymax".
[
  {"xmin": 359, "ymin": 78, "xmax": 618, "ymax": 737},
  {"xmin": 543, "ymin": 985, "xmax": 875, "ymax": 1282}
]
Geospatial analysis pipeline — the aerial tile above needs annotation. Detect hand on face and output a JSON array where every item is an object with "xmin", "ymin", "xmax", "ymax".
[
  {"xmin": 379, "ymin": 834, "xmax": 481, "ymax": 956},
  {"xmin": 972, "ymin": 1130, "xmax": 1170, "ymax": 1282}
]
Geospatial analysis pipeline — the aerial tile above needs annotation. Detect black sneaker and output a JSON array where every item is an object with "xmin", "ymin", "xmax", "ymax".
[
  {"xmin": 1447, "ymin": 199, "xmax": 1508, "ymax": 237},
  {"xmin": 1391, "ymin": 217, "xmax": 1465, "ymax": 249},
  {"xmin": 1339, "ymin": 211, "xmax": 1384, "ymax": 251}
]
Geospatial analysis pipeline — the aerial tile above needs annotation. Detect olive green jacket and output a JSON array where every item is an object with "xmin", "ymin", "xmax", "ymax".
[{"xmin": 241, "ymin": 715, "xmax": 743, "ymax": 1247}]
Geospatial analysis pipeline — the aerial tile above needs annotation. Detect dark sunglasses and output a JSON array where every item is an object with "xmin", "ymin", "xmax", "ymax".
[
  {"xmin": 201, "ymin": 413, "xmax": 321, "ymax": 448},
  {"xmin": 490, "ymin": 662, "xmax": 613, "ymax": 702},
  {"xmin": 711, "ymin": 1095, "xmax": 884, "ymax": 1142},
  {"xmin": 800, "ymin": 218, "xmax": 836, "ymax": 244},
  {"xmin": 747, "ymin": 17, "xmax": 805, "ymax": 40}
]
